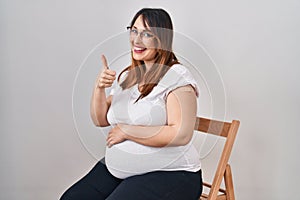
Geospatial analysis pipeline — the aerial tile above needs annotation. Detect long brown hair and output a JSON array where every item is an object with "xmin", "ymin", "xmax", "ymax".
[{"xmin": 118, "ymin": 8, "xmax": 179, "ymax": 102}]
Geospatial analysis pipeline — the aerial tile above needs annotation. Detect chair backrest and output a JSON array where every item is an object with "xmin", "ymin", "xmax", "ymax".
[{"xmin": 194, "ymin": 117, "xmax": 240, "ymax": 200}]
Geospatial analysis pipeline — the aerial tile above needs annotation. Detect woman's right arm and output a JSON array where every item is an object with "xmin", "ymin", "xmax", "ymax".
[{"xmin": 90, "ymin": 55, "xmax": 116, "ymax": 127}]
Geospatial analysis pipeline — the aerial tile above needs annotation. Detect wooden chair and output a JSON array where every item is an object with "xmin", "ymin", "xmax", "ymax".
[{"xmin": 194, "ymin": 117, "xmax": 240, "ymax": 200}]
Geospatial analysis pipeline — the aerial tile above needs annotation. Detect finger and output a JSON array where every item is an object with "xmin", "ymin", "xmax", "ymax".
[
  {"xmin": 98, "ymin": 77, "xmax": 114, "ymax": 85},
  {"xmin": 101, "ymin": 75, "xmax": 115, "ymax": 83},
  {"xmin": 97, "ymin": 81, "xmax": 109, "ymax": 88},
  {"xmin": 101, "ymin": 54, "xmax": 109, "ymax": 69},
  {"xmin": 99, "ymin": 80, "xmax": 111, "ymax": 86},
  {"xmin": 106, "ymin": 141, "xmax": 111, "ymax": 147},
  {"xmin": 103, "ymin": 69, "xmax": 116, "ymax": 76},
  {"xmin": 102, "ymin": 80, "xmax": 114, "ymax": 85},
  {"xmin": 98, "ymin": 83, "xmax": 110, "ymax": 88},
  {"xmin": 101, "ymin": 72, "xmax": 116, "ymax": 80},
  {"xmin": 106, "ymin": 132, "xmax": 112, "ymax": 140},
  {"xmin": 98, "ymin": 79, "xmax": 113, "ymax": 86},
  {"xmin": 107, "ymin": 139, "xmax": 113, "ymax": 147}
]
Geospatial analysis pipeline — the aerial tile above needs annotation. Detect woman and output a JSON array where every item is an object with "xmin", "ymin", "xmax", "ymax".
[{"xmin": 60, "ymin": 8, "xmax": 202, "ymax": 200}]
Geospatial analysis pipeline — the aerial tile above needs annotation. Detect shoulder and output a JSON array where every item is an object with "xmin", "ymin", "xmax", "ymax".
[
  {"xmin": 159, "ymin": 64, "xmax": 199, "ymax": 98},
  {"xmin": 169, "ymin": 63, "xmax": 189, "ymax": 74},
  {"xmin": 163, "ymin": 64, "xmax": 195, "ymax": 81}
]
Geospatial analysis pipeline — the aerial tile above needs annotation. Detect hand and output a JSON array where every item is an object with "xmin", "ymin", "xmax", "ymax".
[
  {"xmin": 106, "ymin": 125, "xmax": 127, "ymax": 148},
  {"xmin": 96, "ymin": 55, "xmax": 116, "ymax": 89}
]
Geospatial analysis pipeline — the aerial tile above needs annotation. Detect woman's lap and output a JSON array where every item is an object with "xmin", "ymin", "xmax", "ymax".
[
  {"xmin": 60, "ymin": 160, "xmax": 122, "ymax": 200},
  {"xmin": 107, "ymin": 169, "xmax": 202, "ymax": 200},
  {"xmin": 60, "ymin": 159, "xmax": 202, "ymax": 200}
]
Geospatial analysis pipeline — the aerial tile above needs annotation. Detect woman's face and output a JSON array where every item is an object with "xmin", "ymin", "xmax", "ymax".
[{"xmin": 129, "ymin": 15, "xmax": 158, "ymax": 63}]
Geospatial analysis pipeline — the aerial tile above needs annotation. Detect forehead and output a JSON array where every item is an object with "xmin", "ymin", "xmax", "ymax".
[{"xmin": 133, "ymin": 15, "xmax": 150, "ymax": 30}]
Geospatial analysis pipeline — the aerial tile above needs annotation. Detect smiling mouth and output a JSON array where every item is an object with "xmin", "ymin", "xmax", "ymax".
[{"xmin": 133, "ymin": 46, "xmax": 147, "ymax": 53}]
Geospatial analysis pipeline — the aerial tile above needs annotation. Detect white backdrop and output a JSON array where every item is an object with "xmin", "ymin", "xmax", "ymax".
[{"xmin": 1, "ymin": 0, "xmax": 299, "ymax": 199}]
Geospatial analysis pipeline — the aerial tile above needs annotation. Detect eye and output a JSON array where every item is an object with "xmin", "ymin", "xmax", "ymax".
[
  {"xmin": 130, "ymin": 29, "xmax": 138, "ymax": 35},
  {"xmin": 142, "ymin": 32, "xmax": 154, "ymax": 38}
]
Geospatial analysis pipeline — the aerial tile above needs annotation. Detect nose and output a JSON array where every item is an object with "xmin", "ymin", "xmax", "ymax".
[{"xmin": 133, "ymin": 33, "xmax": 143, "ymax": 44}]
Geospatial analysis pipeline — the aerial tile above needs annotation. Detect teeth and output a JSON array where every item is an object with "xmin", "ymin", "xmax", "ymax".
[{"xmin": 134, "ymin": 47, "xmax": 146, "ymax": 51}]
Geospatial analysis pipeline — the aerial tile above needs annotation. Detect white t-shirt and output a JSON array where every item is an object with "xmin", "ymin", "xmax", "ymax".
[{"xmin": 106, "ymin": 64, "xmax": 201, "ymax": 179}]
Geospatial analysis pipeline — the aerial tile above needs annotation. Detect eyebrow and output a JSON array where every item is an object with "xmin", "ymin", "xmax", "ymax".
[{"xmin": 132, "ymin": 25, "xmax": 151, "ymax": 32}]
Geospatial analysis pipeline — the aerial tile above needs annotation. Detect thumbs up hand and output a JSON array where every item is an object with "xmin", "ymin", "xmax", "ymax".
[{"xmin": 97, "ymin": 55, "xmax": 116, "ymax": 89}]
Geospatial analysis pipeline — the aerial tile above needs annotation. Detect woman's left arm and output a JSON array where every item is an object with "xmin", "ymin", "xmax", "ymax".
[{"xmin": 106, "ymin": 85, "xmax": 197, "ymax": 147}]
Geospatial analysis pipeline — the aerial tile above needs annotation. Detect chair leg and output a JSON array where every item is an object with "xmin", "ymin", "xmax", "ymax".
[{"xmin": 224, "ymin": 164, "xmax": 235, "ymax": 200}]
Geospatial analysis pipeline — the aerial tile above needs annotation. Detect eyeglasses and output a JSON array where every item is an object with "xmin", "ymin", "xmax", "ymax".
[{"xmin": 126, "ymin": 26, "xmax": 155, "ymax": 42}]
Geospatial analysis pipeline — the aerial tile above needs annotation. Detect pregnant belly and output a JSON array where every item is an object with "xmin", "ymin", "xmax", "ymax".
[{"xmin": 105, "ymin": 140, "xmax": 188, "ymax": 179}]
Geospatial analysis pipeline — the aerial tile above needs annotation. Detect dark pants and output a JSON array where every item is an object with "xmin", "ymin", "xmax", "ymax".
[{"xmin": 60, "ymin": 158, "xmax": 202, "ymax": 200}]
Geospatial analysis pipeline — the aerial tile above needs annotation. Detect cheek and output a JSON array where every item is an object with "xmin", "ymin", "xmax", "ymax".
[
  {"xmin": 146, "ymin": 48, "xmax": 157, "ymax": 57},
  {"xmin": 145, "ymin": 40, "xmax": 158, "ymax": 49},
  {"xmin": 129, "ymin": 38, "xmax": 134, "ymax": 46}
]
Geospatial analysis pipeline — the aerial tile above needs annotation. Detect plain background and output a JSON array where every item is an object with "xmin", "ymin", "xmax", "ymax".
[{"xmin": 1, "ymin": 0, "xmax": 299, "ymax": 199}]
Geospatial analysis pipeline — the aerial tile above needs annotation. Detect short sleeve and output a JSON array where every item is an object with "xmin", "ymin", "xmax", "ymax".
[{"xmin": 158, "ymin": 64, "xmax": 199, "ymax": 99}]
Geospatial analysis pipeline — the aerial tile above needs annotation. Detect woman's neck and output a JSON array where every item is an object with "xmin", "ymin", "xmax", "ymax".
[{"xmin": 143, "ymin": 60, "xmax": 154, "ymax": 73}]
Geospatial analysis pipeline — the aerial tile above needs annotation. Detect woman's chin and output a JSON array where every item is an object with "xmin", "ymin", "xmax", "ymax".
[
  {"xmin": 133, "ymin": 53, "xmax": 156, "ymax": 62},
  {"xmin": 133, "ymin": 54, "xmax": 145, "ymax": 61}
]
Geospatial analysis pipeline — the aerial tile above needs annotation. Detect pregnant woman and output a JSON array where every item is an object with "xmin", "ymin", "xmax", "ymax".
[{"xmin": 60, "ymin": 8, "xmax": 203, "ymax": 200}]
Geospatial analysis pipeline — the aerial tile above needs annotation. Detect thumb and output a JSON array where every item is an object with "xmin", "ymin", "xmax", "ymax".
[{"xmin": 101, "ymin": 54, "xmax": 109, "ymax": 69}]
